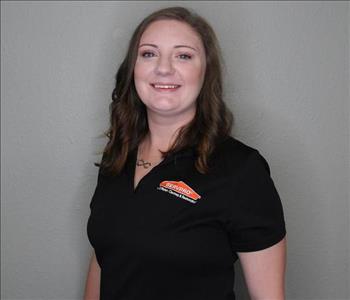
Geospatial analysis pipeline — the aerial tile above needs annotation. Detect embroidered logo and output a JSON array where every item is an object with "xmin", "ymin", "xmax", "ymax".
[{"xmin": 157, "ymin": 180, "xmax": 201, "ymax": 204}]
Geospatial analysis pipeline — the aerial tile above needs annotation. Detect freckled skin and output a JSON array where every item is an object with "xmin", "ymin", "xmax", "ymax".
[{"xmin": 134, "ymin": 20, "xmax": 207, "ymax": 119}]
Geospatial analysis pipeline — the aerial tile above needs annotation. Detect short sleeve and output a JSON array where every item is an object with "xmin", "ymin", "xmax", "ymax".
[
  {"xmin": 89, "ymin": 159, "xmax": 105, "ymax": 211},
  {"xmin": 227, "ymin": 150, "xmax": 286, "ymax": 252}
]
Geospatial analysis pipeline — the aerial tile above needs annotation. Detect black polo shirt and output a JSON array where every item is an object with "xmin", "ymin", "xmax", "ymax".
[{"xmin": 87, "ymin": 136, "xmax": 286, "ymax": 300}]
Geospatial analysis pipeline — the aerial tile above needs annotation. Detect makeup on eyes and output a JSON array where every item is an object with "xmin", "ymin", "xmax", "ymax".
[{"xmin": 139, "ymin": 51, "xmax": 193, "ymax": 60}]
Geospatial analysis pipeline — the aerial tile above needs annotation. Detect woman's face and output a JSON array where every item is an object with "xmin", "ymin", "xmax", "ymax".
[{"xmin": 134, "ymin": 20, "xmax": 206, "ymax": 118}]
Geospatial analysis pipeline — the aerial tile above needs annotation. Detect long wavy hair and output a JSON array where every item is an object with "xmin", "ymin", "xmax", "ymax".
[{"xmin": 97, "ymin": 6, "xmax": 234, "ymax": 176}]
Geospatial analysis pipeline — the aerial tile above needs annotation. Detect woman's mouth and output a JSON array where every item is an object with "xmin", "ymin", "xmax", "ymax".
[{"xmin": 150, "ymin": 83, "xmax": 181, "ymax": 92}]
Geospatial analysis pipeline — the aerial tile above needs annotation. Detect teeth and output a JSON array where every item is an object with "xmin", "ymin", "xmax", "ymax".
[{"xmin": 153, "ymin": 84, "xmax": 179, "ymax": 89}]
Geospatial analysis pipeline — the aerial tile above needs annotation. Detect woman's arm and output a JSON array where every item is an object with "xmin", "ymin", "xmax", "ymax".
[
  {"xmin": 237, "ymin": 237, "xmax": 287, "ymax": 300},
  {"xmin": 83, "ymin": 250, "xmax": 101, "ymax": 300}
]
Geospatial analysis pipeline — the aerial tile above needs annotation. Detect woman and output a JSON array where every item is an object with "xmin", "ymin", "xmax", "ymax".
[{"xmin": 85, "ymin": 6, "xmax": 287, "ymax": 300}]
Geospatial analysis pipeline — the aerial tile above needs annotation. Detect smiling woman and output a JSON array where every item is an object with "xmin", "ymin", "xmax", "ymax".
[
  {"xmin": 95, "ymin": 6, "xmax": 232, "ymax": 176},
  {"xmin": 84, "ymin": 6, "xmax": 287, "ymax": 300}
]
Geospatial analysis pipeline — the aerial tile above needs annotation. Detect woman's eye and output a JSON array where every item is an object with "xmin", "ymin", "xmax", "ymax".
[
  {"xmin": 140, "ymin": 51, "xmax": 155, "ymax": 58},
  {"xmin": 139, "ymin": 51, "xmax": 192, "ymax": 60},
  {"xmin": 178, "ymin": 54, "xmax": 192, "ymax": 60}
]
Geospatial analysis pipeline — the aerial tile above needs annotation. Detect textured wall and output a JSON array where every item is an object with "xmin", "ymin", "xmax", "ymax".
[{"xmin": 1, "ymin": 1, "xmax": 349, "ymax": 299}]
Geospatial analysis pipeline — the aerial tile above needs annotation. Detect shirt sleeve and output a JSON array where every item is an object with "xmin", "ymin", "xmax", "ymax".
[
  {"xmin": 89, "ymin": 163, "xmax": 104, "ymax": 211},
  {"xmin": 226, "ymin": 150, "xmax": 287, "ymax": 253}
]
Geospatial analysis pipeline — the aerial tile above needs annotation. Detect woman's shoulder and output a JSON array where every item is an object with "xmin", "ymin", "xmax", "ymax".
[
  {"xmin": 208, "ymin": 135, "xmax": 267, "ymax": 174},
  {"xmin": 213, "ymin": 135, "xmax": 259, "ymax": 160}
]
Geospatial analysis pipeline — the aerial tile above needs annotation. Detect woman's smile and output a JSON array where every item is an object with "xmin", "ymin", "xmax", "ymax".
[{"xmin": 150, "ymin": 83, "xmax": 182, "ymax": 92}]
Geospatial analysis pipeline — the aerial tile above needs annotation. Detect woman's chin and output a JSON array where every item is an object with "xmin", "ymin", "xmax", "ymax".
[
  {"xmin": 148, "ymin": 105, "xmax": 179, "ymax": 115},
  {"xmin": 146, "ymin": 101, "xmax": 179, "ymax": 113}
]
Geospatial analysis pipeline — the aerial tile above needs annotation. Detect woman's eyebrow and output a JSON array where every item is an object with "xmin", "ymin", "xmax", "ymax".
[{"xmin": 139, "ymin": 43, "xmax": 197, "ymax": 52}]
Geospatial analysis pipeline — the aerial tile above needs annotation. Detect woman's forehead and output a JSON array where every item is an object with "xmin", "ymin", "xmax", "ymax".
[{"xmin": 139, "ymin": 20, "xmax": 203, "ymax": 49}]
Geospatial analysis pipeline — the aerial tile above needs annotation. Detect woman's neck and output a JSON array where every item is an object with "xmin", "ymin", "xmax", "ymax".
[{"xmin": 144, "ymin": 109, "xmax": 195, "ymax": 152}]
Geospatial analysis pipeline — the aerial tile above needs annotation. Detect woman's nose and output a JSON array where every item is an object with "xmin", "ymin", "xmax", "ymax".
[{"xmin": 155, "ymin": 56, "xmax": 174, "ymax": 75}]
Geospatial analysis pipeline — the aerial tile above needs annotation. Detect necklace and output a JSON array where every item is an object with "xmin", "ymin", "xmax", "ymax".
[
  {"xmin": 136, "ymin": 137, "xmax": 164, "ymax": 169},
  {"xmin": 136, "ymin": 158, "xmax": 152, "ymax": 169}
]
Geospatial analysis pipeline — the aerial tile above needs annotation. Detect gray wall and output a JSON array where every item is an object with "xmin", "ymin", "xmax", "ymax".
[{"xmin": 1, "ymin": 1, "xmax": 349, "ymax": 299}]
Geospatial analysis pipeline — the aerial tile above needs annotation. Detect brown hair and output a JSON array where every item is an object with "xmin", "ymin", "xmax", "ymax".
[{"xmin": 97, "ymin": 6, "xmax": 234, "ymax": 175}]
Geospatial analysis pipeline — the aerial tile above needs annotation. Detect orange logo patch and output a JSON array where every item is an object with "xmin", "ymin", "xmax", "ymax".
[{"xmin": 157, "ymin": 180, "xmax": 201, "ymax": 203}]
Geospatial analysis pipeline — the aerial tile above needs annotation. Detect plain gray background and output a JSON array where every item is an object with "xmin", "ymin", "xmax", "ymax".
[{"xmin": 1, "ymin": 1, "xmax": 349, "ymax": 299}]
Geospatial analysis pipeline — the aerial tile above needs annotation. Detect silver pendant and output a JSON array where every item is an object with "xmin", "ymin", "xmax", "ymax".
[{"xmin": 136, "ymin": 159, "xmax": 151, "ymax": 169}]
